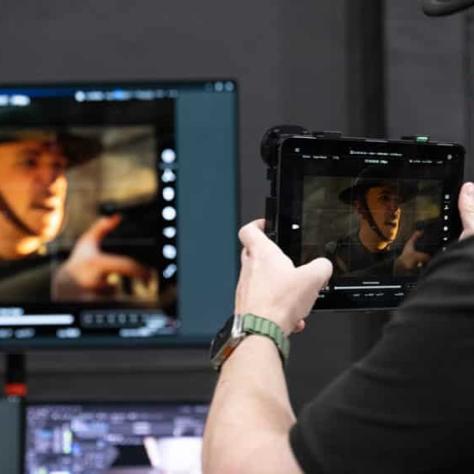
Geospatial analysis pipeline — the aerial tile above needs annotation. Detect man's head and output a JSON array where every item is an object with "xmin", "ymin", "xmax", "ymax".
[
  {"xmin": 355, "ymin": 183, "xmax": 403, "ymax": 244},
  {"xmin": 0, "ymin": 138, "xmax": 69, "ymax": 241},
  {"xmin": 339, "ymin": 169, "xmax": 417, "ymax": 247},
  {"xmin": 0, "ymin": 130, "xmax": 101, "ymax": 246}
]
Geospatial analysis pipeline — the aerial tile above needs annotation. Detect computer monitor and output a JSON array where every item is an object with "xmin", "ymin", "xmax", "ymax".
[
  {"xmin": 24, "ymin": 401, "xmax": 209, "ymax": 474},
  {"xmin": 0, "ymin": 80, "xmax": 238, "ymax": 348}
]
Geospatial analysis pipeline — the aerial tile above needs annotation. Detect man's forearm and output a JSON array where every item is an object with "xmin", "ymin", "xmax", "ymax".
[
  {"xmin": 202, "ymin": 219, "xmax": 331, "ymax": 473},
  {"xmin": 202, "ymin": 335, "xmax": 302, "ymax": 474}
]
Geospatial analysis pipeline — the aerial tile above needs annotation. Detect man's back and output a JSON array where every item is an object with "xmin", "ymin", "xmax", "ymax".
[{"xmin": 291, "ymin": 236, "xmax": 474, "ymax": 472}]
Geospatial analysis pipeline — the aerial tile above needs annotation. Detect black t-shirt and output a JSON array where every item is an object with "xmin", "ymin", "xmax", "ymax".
[
  {"xmin": 290, "ymin": 236, "xmax": 474, "ymax": 473},
  {"xmin": 325, "ymin": 232, "xmax": 400, "ymax": 277}
]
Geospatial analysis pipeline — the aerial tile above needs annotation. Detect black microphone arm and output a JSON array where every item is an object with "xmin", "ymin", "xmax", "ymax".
[{"xmin": 422, "ymin": 0, "xmax": 474, "ymax": 16}]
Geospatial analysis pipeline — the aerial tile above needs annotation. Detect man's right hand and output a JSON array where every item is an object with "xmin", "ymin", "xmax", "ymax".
[
  {"xmin": 52, "ymin": 215, "xmax": 151, "ymax": 301},
  {"xmin": 459, "ymin": 182, "xmax": 474, "ymax": 240},
  {"xmin": 394, "ymin": 230, "xmax": 431, "ymax": 274}
]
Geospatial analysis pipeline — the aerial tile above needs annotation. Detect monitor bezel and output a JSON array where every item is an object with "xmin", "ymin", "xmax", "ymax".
[
  {"xmin": 276, "ymin": 136, "xmax": 465, "ymax": 311},
  {"xmin": 0, "ymin": 78, "xmax": 240, "ymax": 350}
]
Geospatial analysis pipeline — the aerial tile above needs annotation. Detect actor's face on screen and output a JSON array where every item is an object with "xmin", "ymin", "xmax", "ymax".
[
  {"xmin": 362, "ymin": 184, "xmax": 402, "ymax": 243},
  {"xmin": 0, "ymin": 140, "xmax": 68, "ymax": 241}
]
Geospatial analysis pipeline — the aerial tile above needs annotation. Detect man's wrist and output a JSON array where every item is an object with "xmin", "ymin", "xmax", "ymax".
[
  {"xmin": 240, "ymin": 313, "xmax": 290, "ymax": 363},
  {"xmin": 210, "ymin": 313, "xmax": 290, "ymax": 371},
  {"xmin": 221, "ymin": 333, "xmax": 283, "ymax": 370}
]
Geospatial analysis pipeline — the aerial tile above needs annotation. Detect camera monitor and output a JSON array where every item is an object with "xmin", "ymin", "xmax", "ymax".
[
  {"xmin": 24, "ymin": 401, "xmax": 208, "ymax": 474},
  {"xmin": 0, "ymin": 80, "xmax": 238, "ymax": 347},
  {"xmin": 269, "ymin": 134, "xmax": 464, "ymax": 310}
]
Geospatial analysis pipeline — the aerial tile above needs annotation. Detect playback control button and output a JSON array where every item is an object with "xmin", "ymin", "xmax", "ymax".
[{"xmin": 81, "ymin": 311, "xmax": 164, "ymax": 328}]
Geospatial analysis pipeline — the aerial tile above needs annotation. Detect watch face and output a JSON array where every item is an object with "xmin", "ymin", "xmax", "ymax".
[{"xmin": 210, "ymin": 316, "xmax": 234, "ymax": 360}]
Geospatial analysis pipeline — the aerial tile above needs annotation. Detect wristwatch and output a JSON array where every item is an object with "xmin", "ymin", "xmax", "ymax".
[{"xmin": 210, "ymin": 313, "xmax": 290, "ymax": 371}]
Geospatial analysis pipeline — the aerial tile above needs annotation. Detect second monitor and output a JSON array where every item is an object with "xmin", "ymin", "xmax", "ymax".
[{"xmin": 0, "ymin": 80, "xmax": 238, "ymax": 348}]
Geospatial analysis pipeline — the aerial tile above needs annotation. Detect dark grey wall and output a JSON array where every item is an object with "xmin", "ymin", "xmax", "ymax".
[
  {"xmin": 2, "ymin": 0, "xmax": 468, "ymax": 414},
  {"xmin": 0, "ymin": 0, "xmax": 348, "ymax": 222},
  {"xmin": 1, "ymin": 0, "xmax": 467, "ymax": 417},
  {"xmin": 0, "ymin": 0, "xmax": 357, "ymax": 411},
  {"xmin": 386, "ymin": 1, "xmax": 467, "ymax": 154}
]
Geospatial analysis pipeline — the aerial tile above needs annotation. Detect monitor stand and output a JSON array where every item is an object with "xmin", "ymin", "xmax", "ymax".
[{"xmin": 4, "ymin": 353, "xmax": 26, "ymax": 398}]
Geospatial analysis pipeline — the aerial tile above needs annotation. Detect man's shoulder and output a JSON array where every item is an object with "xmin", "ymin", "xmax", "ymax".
[{"xmin": 325, "ymin": 234, "xmax": 359, "ymax": 255}]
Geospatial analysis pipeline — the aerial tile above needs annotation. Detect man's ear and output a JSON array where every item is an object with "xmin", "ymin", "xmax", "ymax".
[
  {"xmin": 354, "ymin": 198, "xmax": 369, "ymax": 221},
  {"xmin": 353, "ymin": 199, "xmax": 363, "ymax": 216}
]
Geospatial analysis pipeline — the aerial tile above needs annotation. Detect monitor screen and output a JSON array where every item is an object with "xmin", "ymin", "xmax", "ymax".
[
  {"xmin": 275, "ymin": 136, "xmax": 463, "ymax": 310},
  {"xmin": 24, "ymin": 401, "xmax": 209, "ymax": 474},
  {"xmin": 0, "ymin": 80, "xmax": 238, "ymax": 348}
]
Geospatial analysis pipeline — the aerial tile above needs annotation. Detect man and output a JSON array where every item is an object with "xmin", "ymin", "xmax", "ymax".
[
  {"xmin": 203, "ymin": 180, "xmax": 474, "ymax": 472},
  {"xmin": 203, "ymin": 2, "xmax": 474, "ymax": 471},
  {"xmin": 0, "ymin": 129, "xmax": 151, "ymax": 301},
  {"xmin": 326, "ymin": 168, "xmax": 431, "ymax": 276}
]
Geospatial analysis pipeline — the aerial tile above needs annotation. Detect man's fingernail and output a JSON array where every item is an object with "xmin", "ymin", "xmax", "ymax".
[{"xmin": 466, "ymin": 182, "xmax": 474, "ymax": 197}]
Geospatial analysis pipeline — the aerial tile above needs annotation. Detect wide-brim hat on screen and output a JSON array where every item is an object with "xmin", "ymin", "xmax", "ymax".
[
  {"xmin": 0, "ymin": 129, "xmax": 103, "ymax": 168},
  {"xmin": 338, "ymin": 166, "xmax": 418, "ymax": 205}
]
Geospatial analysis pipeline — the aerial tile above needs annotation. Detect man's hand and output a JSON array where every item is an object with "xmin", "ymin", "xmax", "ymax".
[
  {"xmin": 394, "ymin": 230, "xmax": 431, "ymax": 274},
  {"xmin": 203, "ymin": 219, "xmax": 330, "ymax": 474},
  {"xmin": 52, "ymin": 215, "xmax": 151, "ymax": 301},
  {"xmin": 235, "ymin": 219, "xmax": 333, "ymax": 335},
  {"xmin": 459, "ymin": 182, "xmax": 474, "ymax": 240}
]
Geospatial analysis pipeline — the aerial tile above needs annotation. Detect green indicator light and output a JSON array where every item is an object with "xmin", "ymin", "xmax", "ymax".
[{"xmin": 416, "ymin": 136, "xmax": 429, "ymax": 143}]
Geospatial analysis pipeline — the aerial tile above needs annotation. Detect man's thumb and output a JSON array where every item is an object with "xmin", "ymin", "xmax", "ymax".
[
  {"xmin": 459, "ymin": 182, "xmax": 474, "ymax": 240},
  {"xmin": 297, "ymin": 257, "xmax": 333, "ymax": 292}
]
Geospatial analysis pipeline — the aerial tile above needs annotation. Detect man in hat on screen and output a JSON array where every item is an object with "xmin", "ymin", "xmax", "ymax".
[
  {"xmin": 0, "ymin": 129, "xmax": 150, "ymax": 301},
  {"xmin": 0, "ymin": 129, "xmax": 100, "ymax": 259},
  {"xmin": 326, "ymin": 167, "xmax": 432, "ymax": 276}
]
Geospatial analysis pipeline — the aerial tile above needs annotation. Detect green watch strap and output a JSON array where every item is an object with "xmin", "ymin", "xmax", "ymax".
[{"xmin": 241, "ymin": 313, "xmax": 290, "ymax": 363}]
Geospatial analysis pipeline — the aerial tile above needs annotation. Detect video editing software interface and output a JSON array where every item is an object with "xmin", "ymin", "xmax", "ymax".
[
  {"xmin": 0, "ymin": 80, "xmax": 238, "ymax": 347},
  {"xmin": 278, "ymin": 137, "xmax": 464, "ymax": 309},
  {"xmin": 25, "ymin": 402, "xmax": 208, "ymax": 474}
]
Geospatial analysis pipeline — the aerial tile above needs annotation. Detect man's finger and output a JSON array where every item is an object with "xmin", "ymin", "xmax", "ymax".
[
  {"xmin": 417, "ymin": 252, "xmax": 431, "ymax": 264},
  {"xmin": 296, "ymin": 257, "xmax": 333, "ymax": 293},
  {"xmin": 253, "ymin": 219, "xmax": 265, "ymax": 231},
  {"xmin": 82, "ymin": 215, "xmax": 122, "ymax": 243},
  {"xmin": 408, "ymin": 230, "xmax": 423, "ymax": 245},
  {"xmin": 459, "ymin": 182, "xmax": 474, "ymax": 240},
  {"xmin": 240, "ymin": 248, "xmax": 247, "ymax": 265},
  {"xmin": 238, "ymin": 219, "xmax": 280, "ymax": 256},
  {"xmin": 96, "ymin": 254, "xmax": 151, "ymax": 280},
  {"xmin": 293, "ymin": 320, "xmax": 306, "ymax": 333}
]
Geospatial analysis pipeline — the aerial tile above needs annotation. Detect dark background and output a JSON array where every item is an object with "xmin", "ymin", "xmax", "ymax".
[{"xmin": 0, "ymin": 0, "xmax": 471, "ymax": 411}]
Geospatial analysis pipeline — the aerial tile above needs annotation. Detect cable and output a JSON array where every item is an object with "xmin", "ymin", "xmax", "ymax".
[{"xmin": 422, "ymin": 0, "xmax": 474, "ymax": 16}]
